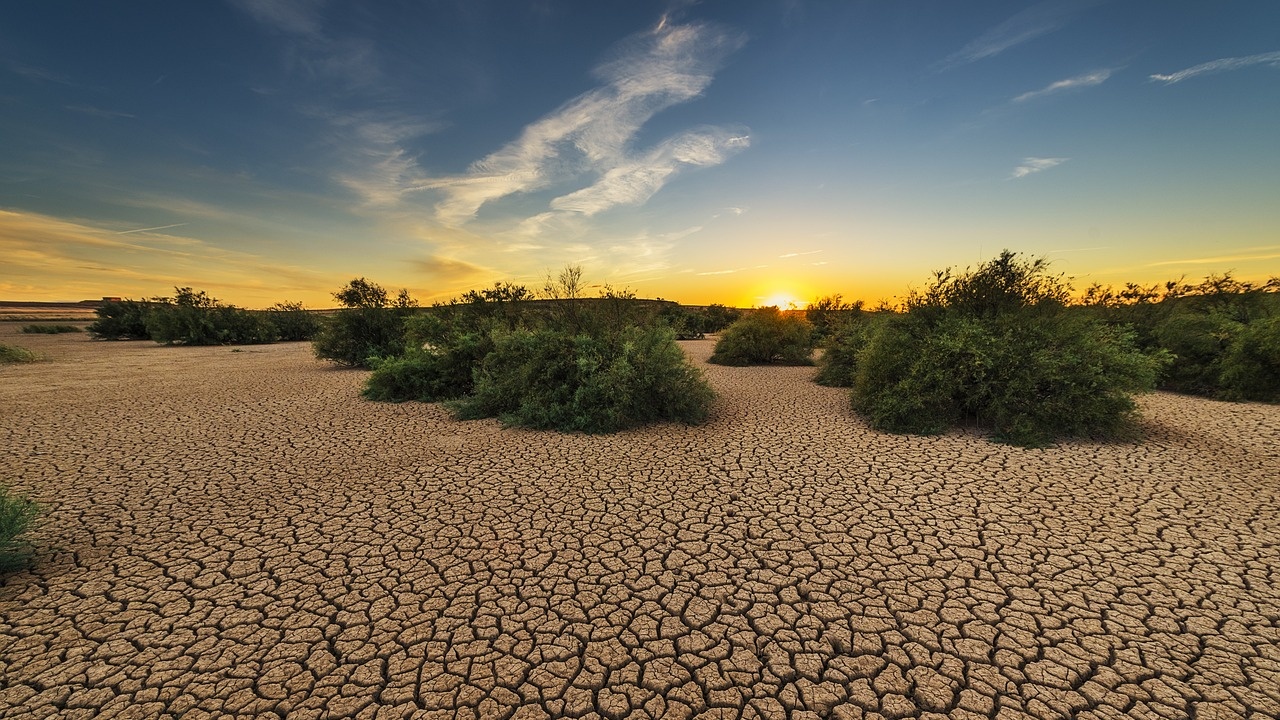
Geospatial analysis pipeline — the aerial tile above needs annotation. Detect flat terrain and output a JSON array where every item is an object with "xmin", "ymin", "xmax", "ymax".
[{"xmin": 1, "ymin": 327, "xmax": 1278, "ymax": 720}]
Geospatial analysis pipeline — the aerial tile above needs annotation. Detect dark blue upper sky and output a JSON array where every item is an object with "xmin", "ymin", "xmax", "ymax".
[{"xmin": 3, "ymin": 1, "xmax": 1278, "ymax": 305}]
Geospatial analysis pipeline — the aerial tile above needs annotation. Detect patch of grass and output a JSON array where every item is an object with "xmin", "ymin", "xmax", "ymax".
[
  {"xmin": 0, "ymin": 343, "xmax": 40, "ymax": 364},
  {"xmin": 0, "ymin": 484, "xmax": 42, "ymax": 572},
  {"xmin": 21, "ymin": 324, "xmax": 83, "ymax": 334}
]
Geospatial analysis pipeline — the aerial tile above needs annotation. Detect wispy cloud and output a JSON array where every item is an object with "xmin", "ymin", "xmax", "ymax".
[
  {"xmin": 227, "ymin": 0, "xmax": 326, "ymax": 39},
  {"xmin": 941, "ymin": 0, "xmax": 1100, "ymax": 70},
  {"xmin": 1148, "ymin": 247, "xmax": 1280, "ymax": 266},
  {"xmin": 1011, "ymin": 157, "xmax": 1068, "ymax": 178},
  {"xmin": 549, "ymin": 129, "xmax": 748, "ymax": 216},
  {"xmin": 65, "ymin": 104, "xmax": 136, "ymax": 120},
  {"xmin": 1150, "ymin": 51, "xmax": 1280, "ymax": 85},
  {"xmin": 115, "ymin": 223, "xmax": 189, "ymax": 235},
  {"xmin": 696, "ymin": 268, "xmax": 740, "ymax": 276},
  {"xmin": 1014, "ymin": 69, "xmax": 1113, "ymax": 102},
  {"xmin": 8, "ymin": 61, "xmax": 74, "ymax": 85},
  {"xmin": 413, "ymin": 21, "xmax": 748, "ymax": 227},
  {"xmin": 779, "ymin": 250, "xmax": 823, "ymax": 258},
  {"xmin": 228, "ymin": 0, "xmax": 380, "ymax": 87}
]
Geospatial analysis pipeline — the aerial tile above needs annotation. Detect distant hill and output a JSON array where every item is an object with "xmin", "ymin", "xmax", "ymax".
[{"xmin": 0, "ymin": 300, "xmax": 102, "ymax": 322}]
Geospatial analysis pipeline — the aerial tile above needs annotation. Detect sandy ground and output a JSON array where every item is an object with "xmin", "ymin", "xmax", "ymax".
[{"xmin": 1, "ymin": 326, "xmax": 1278, "ymax": 720}]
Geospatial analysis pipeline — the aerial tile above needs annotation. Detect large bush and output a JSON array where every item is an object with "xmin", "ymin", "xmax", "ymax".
[
  {"xmin": 451, "ymin": 326, "xmax": 714, "ymax": 433},
  {"xmin": 841, "ymin": 251, "xmax": 1167, "ymax": 446},
  {"xmin": 313, "ymin": 278, "xmax": 418, "ymax": 368},
  {"xmin": 1218, "ymin": 316, "xmax": 1280, "ymax": 401},
  {"xmin": 813, "ymin": 313, "xmax": 883, "ymax": 387},
  {"xmin": 709, "ymin": 307, "xmax": 815, "ymax": 366},
  {"xmin": 88, "ymin": 299, "xmax": 152, "ymax": 340},
  {"xmin": 1079, "ymin": 272, "xmax": 1278, "ymax": 401},
  {"xmin": 852, "ymin": 314, "xmax": 1164, "ymax": 446},
  {"xmin": 144, "ymin": 288, "xmax": 278, "ymax": 345}
]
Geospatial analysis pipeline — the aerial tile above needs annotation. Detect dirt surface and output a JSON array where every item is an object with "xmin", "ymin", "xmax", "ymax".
[{"xmin": 2, "ymin": 327, "xmax": 1278, "ymax": 720}]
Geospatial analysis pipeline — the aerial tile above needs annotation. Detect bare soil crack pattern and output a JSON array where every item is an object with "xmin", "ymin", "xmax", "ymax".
[{"xmin": 2, "ymin": 327, "xmax": 1279, "ymax": 720}]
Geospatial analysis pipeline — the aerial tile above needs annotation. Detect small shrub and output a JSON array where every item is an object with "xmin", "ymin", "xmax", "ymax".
[
  {"xmin": 88, "ymin": 299, "xmax": 152, "ymax": 340},
  {"xmin": 451, "ymin": 326, "xmax": 714, "ymax": 433},
  {"xmin": 0, "ymin": 484, "xmax": 42, "ymax": 572},
  {"xmin": 709, "ymin": 307, "xmax": 814, "ymax": 366},
  {"xmin": 0, "ymin": 343, "xmax": 40, "ymax": 364},
  {"xmin": 1218, "ymin": 316, "xmax": 1280, "ymax": 401},
  {"xmin": 21, "ymin": 324, "xmax": 82, "ymax": 334}
]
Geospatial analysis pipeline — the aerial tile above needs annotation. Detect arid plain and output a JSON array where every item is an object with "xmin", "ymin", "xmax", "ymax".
[{"xmin": 1, "ymin": 325, "xmax": 1278, "ymax": 720}]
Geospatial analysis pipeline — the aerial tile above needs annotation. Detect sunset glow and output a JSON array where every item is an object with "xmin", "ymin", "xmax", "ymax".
[{"xmin": 2, "ymin": 2, "xmax": 1277, "ymax": 308}]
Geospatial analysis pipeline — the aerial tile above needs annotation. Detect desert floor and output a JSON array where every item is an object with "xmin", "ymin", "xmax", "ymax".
[{"xmin": 1, "ymin": 325, "xmax": 1278, "ymax": 720}]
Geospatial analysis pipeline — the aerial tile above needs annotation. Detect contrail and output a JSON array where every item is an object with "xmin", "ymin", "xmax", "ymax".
[{"xmin": 115, "ymin": 222, "xmax": 189, "ymax": 235}]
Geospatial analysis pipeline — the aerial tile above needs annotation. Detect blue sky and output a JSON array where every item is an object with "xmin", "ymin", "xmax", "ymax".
[{"xmin": 2, "ymin": 0, "xmax": 1278, "ymax": 307}]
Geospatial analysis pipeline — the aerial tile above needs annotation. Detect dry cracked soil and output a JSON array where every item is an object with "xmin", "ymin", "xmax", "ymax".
[{"xmin": 1, "ymin": 325, "xmax": 1278, "ymax": 720}]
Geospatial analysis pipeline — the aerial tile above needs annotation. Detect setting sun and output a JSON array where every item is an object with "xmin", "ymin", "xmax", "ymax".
[{"xmin": 758, "ymin": 292, "xmax": 804, "ymax": 309}]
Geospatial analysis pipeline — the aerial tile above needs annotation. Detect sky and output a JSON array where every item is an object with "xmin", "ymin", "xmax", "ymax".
[{"xmin": 2, "ymin": 0, "xmax": 1278, "ymax": 309}]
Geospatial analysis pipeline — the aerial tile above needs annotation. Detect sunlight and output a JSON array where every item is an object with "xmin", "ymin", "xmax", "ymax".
[{"xmin": 758, "ymin": 292, "xmax": 803, "ymax": 309}]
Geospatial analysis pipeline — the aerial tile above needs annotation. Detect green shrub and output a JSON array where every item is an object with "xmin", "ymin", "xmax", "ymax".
[
  {"xmin": 1152, "ymin": 313, "xmax": 1239, "ymax": 395},
  {"xmin": 0, "ymin": 343, "xmax": 40, "ymax": 364},
  {"xmin": 709, "ymin": 307, "xmax": 815, "ymax": 366},
  {"xmin": 0, "ymin": 484, "xmax": 42, "ymax": 572},
  {"xmin": 144, "ymin": 288, "xmax": 278, "ymax": 345},
  {"xmin": 851, "ymin": 315, "xmax": 962, "ymax": 435},
  {"xmin": 806, "ymin": 294, "xmax": 864, "ymax": 342},
  {"xmin": 88, "ymin": 299, "xmax": 152, "ymax": 340},
  {"xmin": 848, "ymin": 251, "xmax": 1167, "ymax": 446},
  {"xmin": 267, "ymin": 302, "xmax": 323, "ymax": 341},
  {"xmin": 814, "ymin": 314, "xmax": 883, "ymax": 387},
  {"xmin": 21, "ymin": 324, "xmax": 82, "ymax": 334},
  {"xmin": 313, "ymin": 278, "xmax": 418, "ymax": 368},
  {"xmin": 363, "ymin": 331, "xmax": 494, "ymax": 403},
  {"xmin": 450, "ymin": 326, "xmax": 714, "ymax": 433},
  {"xmin": 1219, "ymin": 316, "xmax": 1280, "ymax": 401}
]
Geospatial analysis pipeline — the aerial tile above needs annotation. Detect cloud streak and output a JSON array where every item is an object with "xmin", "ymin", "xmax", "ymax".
[
  {"xmin": 1011, "ymin": 157, "xmax": 1067, "ymax": 178},
  {"xmin": 415, "ymin": 21, "xmax": 748, "ymax": 226},
  {"xmin": 1014, "ymin": 69, "xmax": 1112, "ymax": 102},
  {"xmin": 1150, "ymin": 51, "xmax": 1280, "ymax": 84},
  {"xmin": 941, "ymin": 0, "xmax": 1101, "ymax": 70}
]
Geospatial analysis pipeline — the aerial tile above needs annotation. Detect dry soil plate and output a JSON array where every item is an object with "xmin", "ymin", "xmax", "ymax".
[{"xmin": 1, "ymin": 326, "xmax": 1277, "ymax": 719}]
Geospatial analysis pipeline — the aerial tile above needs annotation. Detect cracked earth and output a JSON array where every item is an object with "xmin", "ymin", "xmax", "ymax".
[{"xmin": 1, "ymin": 327, "xmax": 1278, "ymax": 720}]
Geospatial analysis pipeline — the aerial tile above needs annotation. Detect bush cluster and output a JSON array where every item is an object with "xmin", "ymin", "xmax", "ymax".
[
  {"xmin": 355, "ymin": 270, "xmax": 716, "ymax": 433},
  {"xmin": 658, "ymin": 303, "xmax": 742, "ymax": 339},
  {"xmin": 88, "ymin": 289, "xmax": 322, "ymax": 345},
  {"xmin": 1081, "ymin": 274, "xmax": 1279, "ymax": 402},
  {"xmin": 826, "ymin": 251, "xmax": 1167, "ymax": 446},
  {"xmin": 21, "ymin": 324, "xmax": 82, "ymax": 334},
  {"xmin": 0, "ymin": 484, "xmax": 41, "ymax": 572},
  {"xmin": 709, "ymin": 306, "xmax": 815, "ymax": 366},
  {"xmin": 0, "ymin": 343, "xmax": 40, "ymax": 364}
]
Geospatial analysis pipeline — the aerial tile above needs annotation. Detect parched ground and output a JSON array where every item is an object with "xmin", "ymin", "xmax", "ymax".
[{"xmin": 1, "ymin": 326, "xmax": 1278, "ymax": 720}]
